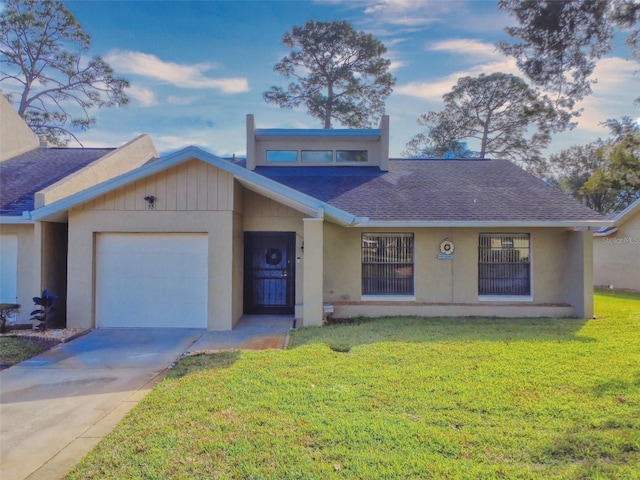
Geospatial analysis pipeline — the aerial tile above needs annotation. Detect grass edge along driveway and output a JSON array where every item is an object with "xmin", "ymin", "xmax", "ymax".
[{"xmin": 67, "ymin": 290, "xmax": 640, "ymax": 479}]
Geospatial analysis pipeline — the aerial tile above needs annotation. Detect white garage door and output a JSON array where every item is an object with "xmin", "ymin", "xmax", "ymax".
[
  {"xmin": 96, "ymin": 233, "xmax": 208, "ymax": 328},
  {"xmin": 0, "ymin": 234, "xmax": 18, "ymax": 303}
]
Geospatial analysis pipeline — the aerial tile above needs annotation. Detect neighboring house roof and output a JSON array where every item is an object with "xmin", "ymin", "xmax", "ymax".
[
  {"xmin": 1, "ymin": 147, "xmax": 114, "ymax": 216},
  {"xmin": 255, "ymin": 159, "xmax": 606, "ymax": 224},
  {"xmin": 30, "ymin": 147, "xmax": 610, "ymax": 229},
  {"xmin": 594, "ymin": 197, "xmax": 640, "ymax": 236}
]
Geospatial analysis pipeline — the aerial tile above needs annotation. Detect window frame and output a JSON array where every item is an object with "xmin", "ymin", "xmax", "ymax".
[
  {"xmin": 301, "ymin": 150, "xmax": 333, "ymax": 163},
  {"xmin": 266, "ymin": 150, "xmax": 298, "ymax": 163},
  {"xmin": 361, "ymin": 232, "xmax": 415, "ymax": 298},
  {"xmin": 336, "ymin": 150, "xmax": 368, "ymax": 162},
  {"xmin": 478, "ymin": 233, "xmax": 532, "ymax": 299}
]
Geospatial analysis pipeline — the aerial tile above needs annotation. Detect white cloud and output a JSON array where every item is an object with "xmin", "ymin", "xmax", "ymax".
[
  {"xmin": 364, "ymin": 0, "xmax": 416, "ymax": 14},
  {"xmin": 75, "ymin": 130, "xmax": 146, "ymax": 149},
  {"xmin": 126, "ymin": 85, "xmax": 157, "ymax": 107},
  {"xmin": 394, "ymin": 40, "xmax": 519, "ymax": 101},
  {"xmin": 389, "ymin": 59, "xmax": 407, "ymax": 71},
  {"xmin": 590, "ymin": 57, "xmax": 639, "ymax": 96},
  {"xmin": 153, "ymin": 127, "xmax": 246, "ymax": 157},
  {"xmin": 362, "ymin": 0, "xmax": 451, "ymax": 26},
  {"xmin": 568, "ymin": 56, "xmax": 640, "ymax": 134},
  {"xmin": 315, "ymin": 0, "xmax": 512, "ymax": 36},
  {"xmin": 395, "ymin": 73, "xmax": 469, "ymax": 101},
  {"xmin": 399, "ymin": 39, "xmax": 638, "ymax": 128},
  {"xmin": 167, "ymin": 95, "xmax": 200, "ymax": 105},
  {"xmin": 428, "ymin": 39, "xmax": 502, "ymax": 61},
  {"xmin": 426, "ymin": 39, "xmax": 520, "ymax": 75},
  {"xmin": 105, "ymin": 50, "xmax": 249, "ymax": 93}
]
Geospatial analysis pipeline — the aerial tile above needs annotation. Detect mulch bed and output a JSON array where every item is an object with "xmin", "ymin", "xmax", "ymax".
[{"xmin": 0, "ymin": 325, "xmax": 89, "ymax": 342}]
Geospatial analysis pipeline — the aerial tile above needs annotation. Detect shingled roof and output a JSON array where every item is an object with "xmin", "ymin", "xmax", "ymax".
[
  {"xmin": 255, "ymin": 159, "xmax": 605, "ymax": 223},
  {"xmin": 1, "ymin": 147, "xmax": 114, "ymax": 216}
]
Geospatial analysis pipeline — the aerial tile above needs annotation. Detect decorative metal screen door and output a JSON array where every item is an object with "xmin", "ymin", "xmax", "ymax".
[{"xmin": 244, "ymin": 232, "xmax": 295, "ymax": 314}]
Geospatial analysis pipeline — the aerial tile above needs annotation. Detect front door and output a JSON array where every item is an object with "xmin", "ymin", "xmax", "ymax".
[{"xmin": 244, "ymin": 232, "xmax": 295, "ymax": 314}]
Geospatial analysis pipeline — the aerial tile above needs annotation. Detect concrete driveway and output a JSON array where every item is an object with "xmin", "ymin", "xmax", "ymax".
[{"xmin": 0, "ymin": 319, "xmax": 290, "ymax": 480}]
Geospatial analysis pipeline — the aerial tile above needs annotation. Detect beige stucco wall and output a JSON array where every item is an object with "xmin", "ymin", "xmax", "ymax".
[
  {"xmin": 241, "ymin": 188, "xmax": 305, "ymax": 314},
  {"xmin": 67, "ymin": 210, "xmax": 238, "ymax": 330},
  {"xmin": 246, "ymin": 114, "xmax": 389, "ymax": 170},
  {"xmin": 66, "ymin": 159, "xmax": 318, "ymax": 330},
  {"xmin": 62, "ymin": 155, "xmax": 596, "ymax": 329},
  {"xmin": 66, "ymin": 159, "xmax": 240, "ymax": 330},
  {"xmin": 564, "ymin": 230, "xmax": 593, "ymax": 318},
  {"xmin": 4, "ymin": 135, "xmax": 159, "ymax": 329},
  {"xmin": 40, "ymin": 222, "xmax": 68, "ymax": 325},
  {"xmin": 232, "ymin": 211, "xmax": 244, "ymax": 326},
  {"xmin": 302, "ymin": 218, "xmax": 324, "ymax": 326},
  {"xmin": 594, "ymin": 208, "xmax": 640, "ymax": 291},
  {"xmin": 0, "ymin": 224, "xmax": 35, "ymax": 323},
  {"xmin": 232, "ymin": 181, "xmax": 245, "ymax": 325},
  {"xmin": 0, "ymin": 95, "xmax": 39, "ymax": 162},
  {"xmin": 323, "ymin": 225, "xmax": 587, "ymax": 318}
]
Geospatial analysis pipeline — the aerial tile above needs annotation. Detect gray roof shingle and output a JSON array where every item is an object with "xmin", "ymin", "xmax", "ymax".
[
  {"xmin": 1, "ymin": 147, "xmax": 114, "ymax": 216},
  {"xmin": 255, "ymin": 159, "xmax": 605, "ymax": 223}
]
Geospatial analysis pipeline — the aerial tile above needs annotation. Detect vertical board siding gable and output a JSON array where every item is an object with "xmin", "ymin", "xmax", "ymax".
[
  {"xmin": 217, "ymin": 165, "xmax": 228, "ymax": 210},
  {"xmin": 186, "ymin": 161, "xmax": 199, "ymax": 210},
  {"xmin": 244, "ymin": 189, "xmax": 299, "ymax": 218},
  {"xmin": 79, "ymin": 160, "xmax": 236, "ymax": 212},
  {"xmin": 165, "ymin": 166, "xmax": 177, "ymax": 210},
  {"xmin": 176, "ymin": 162, "xmax": 188, "ymax": 210},
  {"xmin": 197, "ymin": 162, "xmax": 208, "ymax": 210},
  {"xmin": 123, "ymin": 182, "xmax": 136, "ymax": 210}
]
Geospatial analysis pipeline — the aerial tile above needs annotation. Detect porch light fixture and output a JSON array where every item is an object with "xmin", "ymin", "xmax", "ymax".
[{"xmin": 144, "ymin": 195, "xmax": 155, "ymax": 210}]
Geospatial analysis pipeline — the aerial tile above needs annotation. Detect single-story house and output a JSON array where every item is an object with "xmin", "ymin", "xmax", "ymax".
[
  {"xmin": 593, "ymin": 198, "xmax": 640, "ymax": 291},
  {"xmin": 22, "ymin": 113, "xmax": 608, "ymax": 330},
  {"xmin": 0, "ymin": 95, "xmax": 158, "ymax": 323}
]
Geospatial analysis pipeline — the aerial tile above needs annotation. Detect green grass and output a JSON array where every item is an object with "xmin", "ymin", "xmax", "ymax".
[
  {"xmin": 67, "ymin": 292, "xmax": 640, "ymax": 479},
  {"xmin": 0, "ymin": 336, "xmax": 53, "ymax": 367}
]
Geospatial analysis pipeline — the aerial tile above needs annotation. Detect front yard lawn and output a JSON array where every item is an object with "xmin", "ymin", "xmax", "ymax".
[
  {"xmin": 67, "ymin": 291, "xmax": 640, "ymax": 479},
  {"xmin": 0, "ymin": 336, "xmax": 54, "ymax": 369}
]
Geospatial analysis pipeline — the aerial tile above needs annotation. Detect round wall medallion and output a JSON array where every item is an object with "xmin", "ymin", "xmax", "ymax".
[{"xmin": 439, "ymin": 240, "xmax": 455, "ymax": 255}]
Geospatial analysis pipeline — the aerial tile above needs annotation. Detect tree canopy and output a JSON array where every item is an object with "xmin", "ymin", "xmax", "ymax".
[
  {"xmin": 404, "ymin": 73, "xmax": 557, "ymax": 169},
  {"xmin": 0, "ymin": 0, "xmax": 129, "ymax": 146},
  {"xmin": 547, "ymin": 117, "xmax": 640, "ymax": 214},
  {"xmin": 263, "ymin": 20, "xmax": 395, "ymax": 129},
  {"xmin": 497, "ymin": 0, "xmax": 640, "ymax": 120}
]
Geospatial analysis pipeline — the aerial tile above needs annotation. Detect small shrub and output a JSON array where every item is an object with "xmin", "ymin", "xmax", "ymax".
[
  {"xmin": 30, "ymin": 290, "xmax": 58, "ymax": 331},
  {"xmin": 0, "ymin": 303, "xmax": 20, "ymax": 333}
]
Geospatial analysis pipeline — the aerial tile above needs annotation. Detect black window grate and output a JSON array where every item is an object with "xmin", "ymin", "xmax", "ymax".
[
  {"xmin": 362, "ymin": 233, "xmax": 414, "ymax": 295},
  {"xmin": 478, "ymin": 233, "xmax": 531, "ymax": 296}
]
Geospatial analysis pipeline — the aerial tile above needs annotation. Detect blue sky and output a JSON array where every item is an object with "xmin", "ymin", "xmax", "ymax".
[{"xmin": 6, "ymin": 0, "xmax": 640, "ymax": 157}]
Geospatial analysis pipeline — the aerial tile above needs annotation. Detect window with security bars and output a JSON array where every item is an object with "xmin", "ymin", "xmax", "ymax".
[
  {"xmin": 362, "ymin": 233, "xmax": 414, "ymax": 295},
  {"xmin": 478, "ymin": 233, "xmax": 531, "ymax": 296}
]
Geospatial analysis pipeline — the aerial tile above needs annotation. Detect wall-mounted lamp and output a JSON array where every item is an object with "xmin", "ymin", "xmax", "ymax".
[{"xmin": 144, "ymin": 195, "xmax": 155, "ymax": 209}]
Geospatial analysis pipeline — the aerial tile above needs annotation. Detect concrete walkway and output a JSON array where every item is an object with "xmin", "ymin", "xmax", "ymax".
[{"xmin": 0, "ymin": 316, "xmax": 292, "ymax": 480}]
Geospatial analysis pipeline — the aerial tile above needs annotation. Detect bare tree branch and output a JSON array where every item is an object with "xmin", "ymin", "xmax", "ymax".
[{"xmin": 0, "ymin": 0, "xmax": 129, "ymax": 146}]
